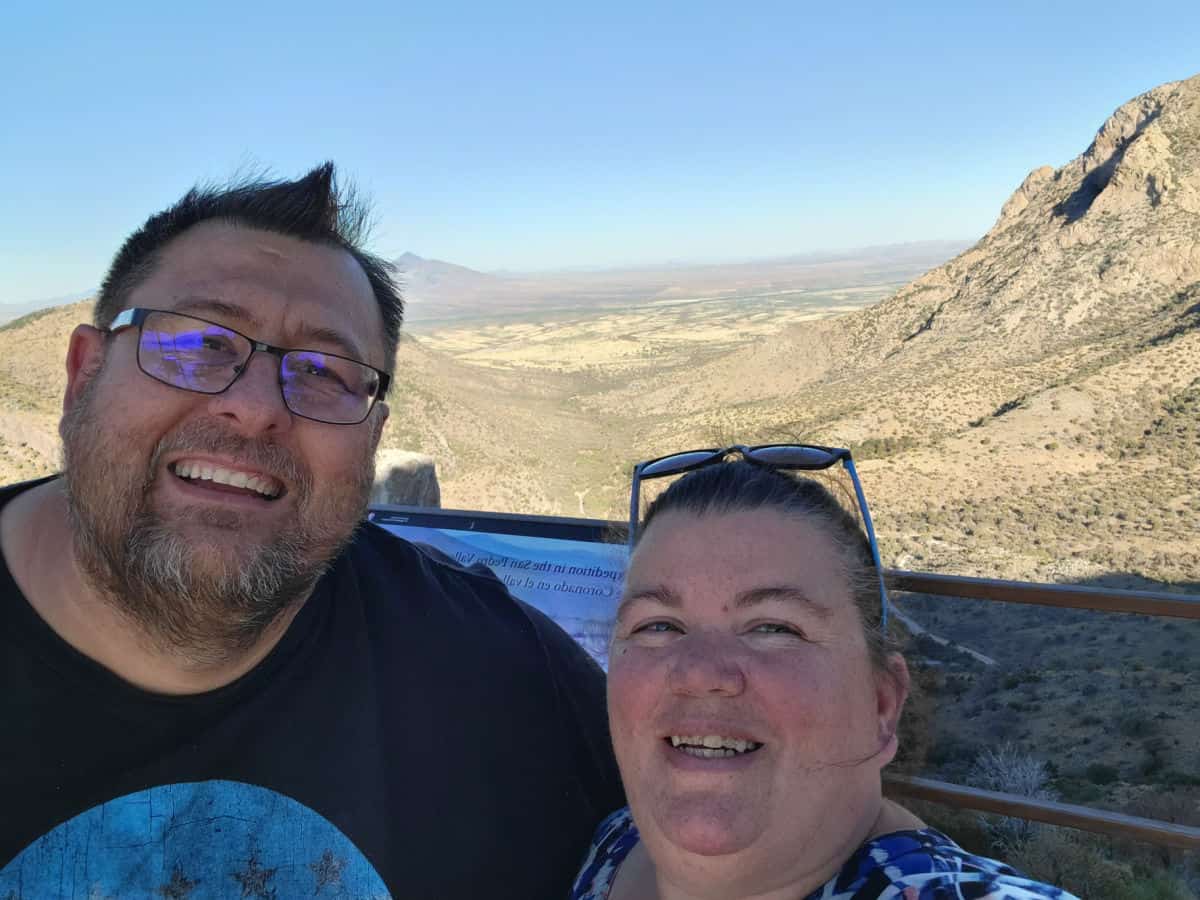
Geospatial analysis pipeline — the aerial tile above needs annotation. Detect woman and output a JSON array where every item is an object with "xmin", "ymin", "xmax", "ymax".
[{"xmin": 572, "ymin": 449, "xmax": 1075, "ymax": 900}]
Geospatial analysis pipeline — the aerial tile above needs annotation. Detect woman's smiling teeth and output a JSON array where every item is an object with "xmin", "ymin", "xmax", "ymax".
[
  {"xmin": 668, "ymin": 735, "xmax": 764, "ymax": 758},
  {"xmin": 171, "ymin": 461, "xmax": 282, "ymax": 499}
]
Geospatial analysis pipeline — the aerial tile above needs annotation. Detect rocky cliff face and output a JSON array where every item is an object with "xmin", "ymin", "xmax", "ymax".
[{"xmin": 861, "ymin": 74, "xmax": 1200, "ymax": 364}]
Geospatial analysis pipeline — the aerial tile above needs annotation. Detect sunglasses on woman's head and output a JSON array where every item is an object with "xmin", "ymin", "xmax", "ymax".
[{"xmin": 628, "ymin": 444, "xmax": 889, "ymax": 630}]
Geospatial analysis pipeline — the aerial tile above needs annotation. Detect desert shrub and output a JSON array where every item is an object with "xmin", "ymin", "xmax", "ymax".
[
  {"xmin": 968, "ymin": 743, "xmax": 1057, "ymax": 851},
  {"xmin": 1140, "ymin": 737, "xmax": 1170, "ymax": 779},
  {"xmin": 926, "ymin": 734, "xmax": 981, "ymax": 769},
  {"xmin": 1086, "ymin": 763, "xmax": 1120, "ymax": 785},
  {"xmin": 1117, "ymin": 788, "xmax": 1200, "ymax": 878},
  {"xmin": 1160, "ymin": 770, "xmax": 1200, "ymax": 788},
  {"xmin": 1120, "ymin": 713, "xmax": 1160, "ymax": 738},
  {"xmin": 1121, "ymin": 873, "xmax": 1196, "ymax": 900},
  {"xmin": 1056, "ymin": 776, "xmax": 1105, "ymax": 803},
  {"xmin": 991, "ymin": 395, "xmax": 1028, "ymax": 419},
  {"xmin": 1127, "ymin": 786, "xmax": 1200, "ymax": 831},
  {"xmin": 849, "ymin": 435, "xmax": 918, "ymax": 459},
  {"xmin": 1008, "ymin": 826, "xmax": 1134, "ymax": 898}
]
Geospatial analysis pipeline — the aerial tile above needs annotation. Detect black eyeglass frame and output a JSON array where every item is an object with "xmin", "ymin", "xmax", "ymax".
[
  {"xmin": 107, "ymin": 307, "xmax": 391, "ymax": 425},
  {"xmin": 628, "ymin": 443, "xmax": 889, "ymax": 629}
]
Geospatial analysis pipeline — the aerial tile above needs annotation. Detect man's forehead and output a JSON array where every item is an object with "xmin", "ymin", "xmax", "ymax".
[
  {"xmin": 157, "ymin": 221, "xmax": 365, "ymax": 285},
  {"xmin": 137, "ymin": 222, "xmax": 387, "ymax": 363}
]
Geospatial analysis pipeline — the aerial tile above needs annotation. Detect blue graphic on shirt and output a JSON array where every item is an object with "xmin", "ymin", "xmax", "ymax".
[{"xmin": 0, "ymin": 780, "xmax": 390, "ymax": 899}]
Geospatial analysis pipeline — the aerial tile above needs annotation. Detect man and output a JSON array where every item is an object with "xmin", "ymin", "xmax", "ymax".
[{"xmin": 0, "ymin": 165, "xmax": 623, "ymax": 898}]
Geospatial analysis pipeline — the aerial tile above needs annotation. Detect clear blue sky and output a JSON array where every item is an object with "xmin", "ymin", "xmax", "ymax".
[{"xmin": 3, "ymin": 0, "xmax": 1198, "ymax": 304}]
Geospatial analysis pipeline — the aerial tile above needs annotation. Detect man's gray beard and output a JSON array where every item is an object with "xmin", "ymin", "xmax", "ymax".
[{"xmin": 61, "ymin": 389, "xmax": 375, "ymax": 666}]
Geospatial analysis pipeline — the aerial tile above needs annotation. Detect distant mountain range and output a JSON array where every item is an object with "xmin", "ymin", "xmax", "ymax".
[
  {"xmin": 0, "ymin": 290, "xmax": 95, "ymax": 326},
  {"xmin": 391, "ymin": 241, "xmax": 971, "ymax": 325},
  {"xmin": 6, "ymin": 242, "xmax": 969, "ymax": 328}
]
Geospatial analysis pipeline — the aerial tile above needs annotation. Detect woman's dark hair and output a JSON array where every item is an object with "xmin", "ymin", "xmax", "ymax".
[
  {"xmin": 636, "ymin": 459, "xmax": 894, "ymax": 669},
  {"xmin": 94, "ymin": 162, "xmax": 403, "ymax": 389}
]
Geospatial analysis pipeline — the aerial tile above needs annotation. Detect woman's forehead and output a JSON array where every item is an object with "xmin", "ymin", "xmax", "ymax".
[
  {"xmin": 638, "ymin": 506, "xmax": 834, "ymax": 549},
  {"xmin": 629, "ymin": 508, "xmax": 849, "ymax": 592}
]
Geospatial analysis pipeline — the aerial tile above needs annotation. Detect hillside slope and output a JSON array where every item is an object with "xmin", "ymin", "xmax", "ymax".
[{"xmin": 584, "ymin": 76, "xmax": 1200, "ymax": 585}]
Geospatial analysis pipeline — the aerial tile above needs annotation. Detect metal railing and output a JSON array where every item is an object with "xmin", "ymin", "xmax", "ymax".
[
  {"xmin": 883, "ymin": 567, "xmax": 1200, "ymax": 850},
  {"xmin": 888, "ymin": 569, "xmax": 1200, "ymax": 620},
  {"xmin": 884, "ymin": 774, "xmax": 1200, "ymax": 850}
]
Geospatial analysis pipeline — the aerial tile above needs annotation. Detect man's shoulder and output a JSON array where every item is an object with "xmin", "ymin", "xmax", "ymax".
[
  {"xmin": 0, "ymin": 475, "xmax": 59, "ymax": 509},
  {"xmin": 340, "ymin": 521, "xmax": 510, "ymax": 602},
  {"xmin": 332, "ymin": 521, "xmax": 577, "ymax": 655}
]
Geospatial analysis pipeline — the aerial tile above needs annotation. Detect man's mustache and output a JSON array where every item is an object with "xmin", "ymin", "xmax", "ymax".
[{"xmin": 145, "ymin": 420, "xmax": 312, "ymax": 499}]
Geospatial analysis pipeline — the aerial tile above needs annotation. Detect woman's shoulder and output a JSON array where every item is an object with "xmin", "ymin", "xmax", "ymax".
[
  {"xmin": 569, "ymin": 807, "xmax": 640, "ymax": 900},
  {"xmin": 821, "ymin": 828, "xmax": 1079, "ymax": 899}
]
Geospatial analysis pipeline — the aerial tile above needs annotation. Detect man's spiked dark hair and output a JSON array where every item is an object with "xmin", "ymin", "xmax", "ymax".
[{"xmin": 94, "ymin": 162, "xmax": 403, "ymax": 374}]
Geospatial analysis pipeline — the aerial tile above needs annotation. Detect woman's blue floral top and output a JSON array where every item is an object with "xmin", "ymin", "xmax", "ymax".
[{"xmin": 570, "ymin": 808, "xmax": 1079, "ymax": 899}]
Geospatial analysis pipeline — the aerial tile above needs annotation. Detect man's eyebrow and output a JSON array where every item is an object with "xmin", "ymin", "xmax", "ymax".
[
  {"xmin": 172, "ymin": 297, "xmax": 367, "ymax": 361},
  {"xmin": 734, "ymin": 586, "xmax": 833, "ymax": 617},
  {"xmin": 173, "ymin": 297, "xmax": 259, "ymax": 327},
  {"xmin": 292, "ymin": 323, "xmax": 368, "ymax": 363}
]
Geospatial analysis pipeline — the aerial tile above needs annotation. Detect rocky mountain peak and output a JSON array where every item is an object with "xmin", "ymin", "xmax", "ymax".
[{"xmin": 858, "ymin": 73, "xmax": 1200, "ymax": 365}]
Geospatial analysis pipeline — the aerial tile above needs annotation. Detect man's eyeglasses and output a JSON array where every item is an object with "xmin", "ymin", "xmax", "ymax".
[
  {"xmin": 629, "ymin": 443, "xmax": 889, "ymax": 629},
  {"xmin": 108, "ymin": 308, "xmax": 391, "ymax": 425}
]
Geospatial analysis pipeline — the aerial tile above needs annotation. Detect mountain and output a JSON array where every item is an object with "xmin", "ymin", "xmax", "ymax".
[
  {"xmin": 853, "ymin": 73, "xmax": 1199, "ymax": 364},
  {"xmin": 0, "ymin": 290, "xmax": 96, "ymax": 325},
  {"xmin": 391, "ymin": 253, "xmax": 510, "ymax": 320},
  {"xmin": 610, "ymin": 74, "xmax": 1200, "ymax": 587},
  {"xmin": 392, "ymin": 243, "xmax": 969, "ymax": 325}
]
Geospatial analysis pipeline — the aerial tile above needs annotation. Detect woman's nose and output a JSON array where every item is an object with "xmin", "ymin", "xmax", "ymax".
[{"xmin": 666, "ymin": 633, "xmax": 747, "ymax": 697}]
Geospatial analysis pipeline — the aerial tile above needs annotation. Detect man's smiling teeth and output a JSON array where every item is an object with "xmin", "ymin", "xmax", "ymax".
[
  {"xmin": 172, "ymin": 461, "xmax": 281, "ymax": 498},
  {"xmin": 668, "ymin": 735, "xmax": 764, "ymax": 758}
]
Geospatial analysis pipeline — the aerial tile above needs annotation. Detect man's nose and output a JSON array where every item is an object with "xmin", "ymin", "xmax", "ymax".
[
  {"xmin": 205, "ymin": 351, "xmax": 293, "ymax": 435},
  {"xmin": 667, "ymin": 633, "xmax": 747, "ymax": 697}
]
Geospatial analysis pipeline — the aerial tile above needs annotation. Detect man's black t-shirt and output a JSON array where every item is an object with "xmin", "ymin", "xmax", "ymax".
[{"xmin": 0, "ymin": 478, "xmax": 624, "ymax": 899}]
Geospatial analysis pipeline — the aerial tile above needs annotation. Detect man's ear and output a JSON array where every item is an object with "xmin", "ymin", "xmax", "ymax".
[
  {"xmin": 369, "ymin": 401, "xmax": 389, "ymax": 450},
  {"xmin": 62, "ymin": 324, "xmax": 107, "ymax": 418},
  {"xmin": 874, "ymin": 652, "xmax": 911, "ymax": 767}
]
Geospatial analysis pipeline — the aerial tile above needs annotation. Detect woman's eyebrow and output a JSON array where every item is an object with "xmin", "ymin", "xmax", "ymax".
[
  {"xmin": 734, "ymin": 586, "xmax": 833, "ymax": 617},
  {"xmin": 615, "ymin": 586, "xmax": 680, "ymax": 620}
]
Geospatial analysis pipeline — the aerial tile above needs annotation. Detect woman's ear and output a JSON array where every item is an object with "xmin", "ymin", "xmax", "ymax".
[{"xmin": 874, "ymin": 652, "xmax": 911, "ymax": 766}]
